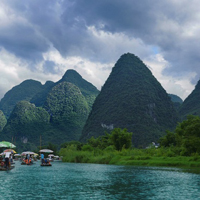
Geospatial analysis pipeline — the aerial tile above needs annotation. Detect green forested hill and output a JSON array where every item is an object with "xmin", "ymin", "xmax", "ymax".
[
  {"xmin": 80, "ymin": 53, "xmax": 178, "ymax": 147},
  {"xmin": 1, "ymin": 101, "xmax": 51, "ymax": 151},
  {"xmin": 0, "ymin": 80, "xmax": 44, "ymax": 118},
  {"xmin": 43, "ymin": 81, "xmax": 89, "ymax": 140},
  {"xmin": 0, "ymin": 69, "xmax": 99, "ymax": 151},
  {"xmin": 179, "ymin": 80, "xmax": 200, "ymax": 120},
  {"xmin": 58, "ymin": 69, "xmax": 99, "ymax": 109},
  {"xmin": 0, "ymin": 82, "xmax": 91, "ymax": 151},
  {"xmin": 0, "ymin": 70, "xmax": 99, "ymax": 118}
]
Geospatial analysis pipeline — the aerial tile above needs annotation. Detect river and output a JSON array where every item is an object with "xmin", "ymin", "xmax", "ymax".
[{"xmin": 0, "ymin": 161, "xmax": 200, "ymax": 199}]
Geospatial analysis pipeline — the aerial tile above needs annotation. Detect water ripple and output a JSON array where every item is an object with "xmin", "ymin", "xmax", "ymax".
[{"xmin": 0, "ymin": 162, "xmax": 200, "ymax": 199}]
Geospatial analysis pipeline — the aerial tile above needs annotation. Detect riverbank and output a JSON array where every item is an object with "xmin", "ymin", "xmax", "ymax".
[{"xmin": 59, "ymin": 147, "xmax": 200, "ymax": 168}]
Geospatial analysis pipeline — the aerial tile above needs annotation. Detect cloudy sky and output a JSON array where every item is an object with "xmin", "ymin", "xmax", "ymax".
[{"xmin": 0, "ymin": 0, "xmax": 199, "ymax": 100}]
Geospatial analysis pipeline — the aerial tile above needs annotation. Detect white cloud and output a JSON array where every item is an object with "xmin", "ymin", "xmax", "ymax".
[
  {"xmin": 0, "ymin": 0, "xmax": 200, "ymax": 102},
  {"xmin": 0, "ymin": 48, "xmax": 61, "ymax": 99},
  {"xmin": 144, "ymin": 54, "xmax": 195, "ymax": 100},
  {"xmin": 43, "ymin": 47, "xmax": 113, "ymax": 90}
]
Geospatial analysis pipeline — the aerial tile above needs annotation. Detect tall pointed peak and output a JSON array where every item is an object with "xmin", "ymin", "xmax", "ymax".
[
  {"xmin": 61, "ymin": 69, "xmax": 82, "ymax": 81},
  {"xmin": 58, "ymin": 69, "xmax": 99, "ymax": 95},
  {"xmin": 81, "ymin": 53, "xmax": 178, "ymax": 147}
]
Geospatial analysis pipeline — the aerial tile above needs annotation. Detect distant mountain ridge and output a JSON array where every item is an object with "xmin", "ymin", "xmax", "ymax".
[
  {"xmin": 0, "ymin": 69, "xmax": 99, "ymax": 151},
  {"xmin": 1, "ymin": 53, "xmax": 200, "ymax": 151},
  {"xmin": 81, "ymin": 53, "xmax": 178, "ymax": 147},
  {"xmin": 0, "ymin": 80, "xmax": 44, "ymax": 117}
]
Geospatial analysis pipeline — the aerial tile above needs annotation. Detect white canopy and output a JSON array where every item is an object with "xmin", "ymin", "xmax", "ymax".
[{"xmin": 39, "ymin": 149, "xmax": 53, "ymax": 153}]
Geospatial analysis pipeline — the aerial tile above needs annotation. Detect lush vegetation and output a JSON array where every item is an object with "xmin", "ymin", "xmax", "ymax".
[
  {"xmin": 60, "ymin": 124, "xmax": 200, "ymax": 168},
  {"xmin": 81, "ymin": 53, "xmax": 178, "ymax": 147},
  {"xmin": 57, "ymin": 69, "xmax": 99, "ymax": 110},
  {"xmin": 1, "ymin": 101, "xmax": 51, "ymax": 152},
  {"xmin": 43, "ymin": 81, "xmax": 90, "ymax": 141},
  {"xmin": 0, "ymin": 110, "xmax": 7, "ymax": 131},
  {"xmin": 159, "ymin": 115, "xmax": 200, "ymax": 156}
]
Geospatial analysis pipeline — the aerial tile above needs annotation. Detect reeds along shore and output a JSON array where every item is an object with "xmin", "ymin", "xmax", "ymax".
[{"xmin": 59, "ymin": 146, "xmax": 200, "ymax": 168}]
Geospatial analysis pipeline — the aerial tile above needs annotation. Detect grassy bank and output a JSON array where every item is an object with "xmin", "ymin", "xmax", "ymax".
[{"xmin": 59, "ymin": 146, "xmax": 200, "ymax": 168}]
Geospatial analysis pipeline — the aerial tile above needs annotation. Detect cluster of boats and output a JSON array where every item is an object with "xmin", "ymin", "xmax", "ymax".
[{"xmin": 0, "ymin": 148, "xmax": 61, "ymax": 171}]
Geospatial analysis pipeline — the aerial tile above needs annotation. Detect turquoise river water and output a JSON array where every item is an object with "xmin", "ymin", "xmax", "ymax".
[{"xmin": 0, "ymin": 161, "xmax": 200, "ymax": 200}]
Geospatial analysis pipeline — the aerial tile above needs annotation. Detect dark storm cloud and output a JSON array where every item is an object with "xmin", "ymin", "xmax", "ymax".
[
  {"xmin": 0, "ymin": 23, "xmax": 49, "ymax": 62},
  {"xmin": 60, "ymin": 0, "xmax": 200, "ymax": 81},
  {"xmin": 1, "ymin": 0, "xmax": 200, "ymax": 83}
]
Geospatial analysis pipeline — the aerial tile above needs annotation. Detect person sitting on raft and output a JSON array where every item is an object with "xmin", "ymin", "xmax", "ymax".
[{"xmin": 41, "ymin": 153, "xmax": 44, "ymax": 164}]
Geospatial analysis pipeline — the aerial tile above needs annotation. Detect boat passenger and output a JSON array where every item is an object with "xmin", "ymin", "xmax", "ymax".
[
  {"xmin": 27, "ymin": 154, "xmax": 30, "ymax": 163},
  {"xmin": 44, "ymin": 158, "xmax": 48, "ymax": 164},
  {"xmin": 41, "ymin": 153, "xmax": 44, "ymax": 164},
  {"xmin": 5, "ymin": 153, "xmax": 10, "ymax": 169}
]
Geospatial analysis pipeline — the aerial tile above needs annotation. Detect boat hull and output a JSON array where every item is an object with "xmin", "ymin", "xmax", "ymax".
[{"xmin": 40, "ymin": 163, "xmax": 52, "ymax": 166}]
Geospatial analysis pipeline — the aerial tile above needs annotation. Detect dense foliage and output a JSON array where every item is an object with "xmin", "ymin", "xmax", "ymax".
[
  {"xmin": 43, "ymin": 81, "xmax": 89, "ymax": 140},
  {"xmin": 0, "ymin": 110, "xmax": 7, "ymax": 131},
  {"xmin": 81, "ymin": 53, "xmax": 178, "ymax": 147},
  {"xmin": 59, "ymin": 127, "xmax": 200, "ymax": 168},
  {"xmin": 57, "ymin": 69, "xmax": 99, "ymax": 109},
  {"xmin": 1, "ymin": 101, "xmax": 50, "ymax": 152},
  {"xmin": 60, "ymin": 128, "xmax": 132, "ymax": 153},
  {"xmin": 160, "ymin": 115, "xmax": 200, "ymax": 155}
]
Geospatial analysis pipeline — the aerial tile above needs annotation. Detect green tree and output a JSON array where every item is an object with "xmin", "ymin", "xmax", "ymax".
[
  {"xmin": 160, "ymin": 115, "xmax": 200, "ymax": 155},
  {"xmin": 110, "ymin": 128, "xmax": 132, "ymax": 151},
  {"xmin": 87, "ymin": 133, "xmax": 112, "ymax": 150},
  {"xmin": 159, "ymin": 131, "xmax": 176, "ymax": 147},
  {"xmin": 60, "ymin": 141, "xmax": 83, "ymax": 150}
]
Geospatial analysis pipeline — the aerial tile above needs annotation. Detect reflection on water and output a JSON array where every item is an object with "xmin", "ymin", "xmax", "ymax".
[{"xmin": 0, "ymin": 161, "xmax": 200, "ymax": 199}]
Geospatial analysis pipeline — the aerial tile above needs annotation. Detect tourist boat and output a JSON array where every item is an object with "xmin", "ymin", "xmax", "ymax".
[
  {"xmin": 21, "ymin": 158, "xmax": 34, "ymax": 165},
  {"xmin": 48, "ymin": 154, "xmax": 54, "ymax": 162},
  {"xmin": 39, "ymin": 149, "xmax": 53, "ymax": 166},
  {"xmin": 21, "ymin": 159, "xmax": 34, "ymax": 165}
]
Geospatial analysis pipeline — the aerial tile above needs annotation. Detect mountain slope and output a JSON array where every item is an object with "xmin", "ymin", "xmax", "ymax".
[
  {"xmin": 0, "ymin": 110, "xmax": 7, "ymax": 131},
  {"xmin": 80, "ymin": 53, "xmax": 178, "ymax": 147},
  {"xmin": 43, "ymin": 81, "xmax": 90, "ymax": 140},
  {"xmin": 168, "ymin": 94, "xmax": 183, "ymax": 111},
  {"xmin": 0, "ymin": 80, "xmax": 44, "ymax": 117},
  {"xmin": 1, "ymin": 82, "xmax": 91, "ymax": 151},
  {"xmin": 1, "ymin": 101, "xmax": 50, "ymax": 151},
  {"xmin": 179, "ymin": 80, "xmax": 200, "ymax": 120},
  {"xmin": 30, "ymin": 81, "xmax": 55, "ymax": 107}
]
